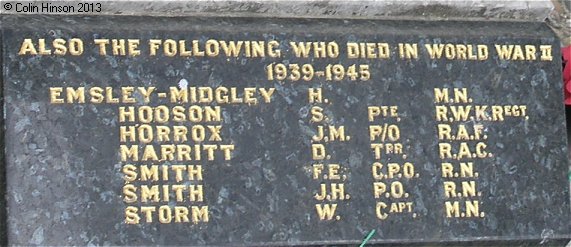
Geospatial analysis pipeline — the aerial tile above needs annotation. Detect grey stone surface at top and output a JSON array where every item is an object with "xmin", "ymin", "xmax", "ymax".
[{"xmin": 0, "ymin": 0, "xmax": 556, "ymax": 21}]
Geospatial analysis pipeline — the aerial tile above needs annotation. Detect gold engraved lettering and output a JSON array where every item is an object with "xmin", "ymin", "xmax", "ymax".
[
  {"xmin": 434, "ymin": 88, "xmax": 469, "ymax": 103},
  {"xmin": 525, "ymin": 45, "xmax": 536, "ymax": 60},
  {"xmin": 191, "ymin": 206, "xmax": 209, "ymax": 223},
  {"xmin": 442, "ymin": 162, "xmax": 475, "ymax": 178},
  {"xmin": 18, "ymin": 38, "xmax": 38, "ymax": 55},
  {"xmin": 425, "ymin": 44, "xmax": 488, "ymax": 60},
  {"xmin": 267, "ymin": 40, "xmax": 281, "ymax": 57},
  {"xmin": 121, "ymin": 87, "xmax": 136, "ymax": 103},
  {"xmin": 314, "ymin": 126, "xmax": 347, "ymax": 142},
  {"xmin": 123, "ymin": 165, "xmax": 203, "ymax": 181},
  {"xmin": 122, "ymin": 184, "xmax": 137, "ymax": 203},
  {"xmin": 495, "ymin": 44, "xmax": 544, "ymax": 61},
  {"xmin": 445, "ymin": 201, "xmax": 481, "ymax": 218},
  {"xmin": 125, "ymin": 206, "xmax": 140, "ymax": 224},
  {"xmin": 36, "ymin": 38, "xmax": 51, "ymax": 55},
  {"xmin": 119, "ymin": 144, "xmax": 234, "ymax": 161},
  {"xmin": 312, "ymin": 144, "xmax": 326, "ymax": 160},
  {"xmin": 94, "ymin": 39, "xmax": 110, "ymax": 55},
  {"xmin": 120, "ymin": 124, "xmax": 224, "ymax": 143},
  {"xmin": 49, "ymin": 87, "xmax": 64, "ymax": 104},
  {"xmin": 128, "ymin": 39, "xmax": 141, "ymax": 56},
  {"xmin": 290, "ymin": 42, "xmax": 339, "ymax": 58},
  {"xmin": 52, "ymin": 39, "xmax": 67, "ymax": 55},
  {"xmin": 398, "ymin": 43, "xmax": 418, "ymax": 59},
  {"xmin": 370, "ymin": 143, "xmax": 403, "ymax": 159},
  {"xmin": 328, "ymin": 164, "xmax": 340, "ymax": 180},
  {"xmin": 147, "ymin": 39, "xmax": 279, "ymax": 57},
  {"xmin": 122, "ymin": 164, "xmax": 138, "ymax": 182},
  {"xmin": 165, "ymin": 39, "xmax": 179, "ymax": 56},
  {"xmin": 127, "ymin": 206, "xmax": 208, "ymax": 224},
  {"xmin": 68, "ymin": 38, "xmax": 84, "ymax": 55},
  {"xmin": 312, "ymin": 164, "xmax": 324, "ymax": 179},
  {"xmin": 439, "ymin": 142, "xmax": 489, "ymax": 160},
  {"xmin": 112, "ymin": 39, "xmax": 126, "ymax": 56},
  {"xmin": 376, "ymin": 202, "xmax": 388, "ymax": 219},
  {"xmin": 174, "ymin": 207, "xmax": 190, "ymax": 223},
  {"xmin": 347, "ymin": 42, "xmax": 390, "ymax": 59},
  {"xmin": 118, "ymin": 106, "xmax": 221, "ymax": 123},
  {"xmin": 314, "ymin": 183, "xmax": 345, "ymax": 201},
  {"xmin": 310, "ymin": 106, "xmax": 324, "ymax": 122},
  {"xmin": 19, "ymin": 38, "xmax": 84, "ymax": 56},
  {"xmin": 373, "ymin": 182, "xmax": 386, "ymax": 198},
  {"xmin": 125, "ymin": 184, "xmax": 204, "ymax": 203},
  {"xmin": 368, "ymin": 106, "xmax": 398, "ymax": 121},
  {"xmin": 170, "ymin": 87, "xmax": 274, "ymax": 104},
  {"xmin": 315, "ymin": 204, "xmax": 338, "ymax": 220},
  {"xmin": 308, "ymin": 88, "xmax": 323, "ymax": 103},
  {"xmin": 540, "ymin": 45, "xmax": 552, "ymax": 61}
]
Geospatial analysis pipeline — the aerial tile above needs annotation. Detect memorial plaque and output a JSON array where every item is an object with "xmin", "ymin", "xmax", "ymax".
[{"xmin": 2, "ymin": 15, "xmax": 570, "ymax": 245}]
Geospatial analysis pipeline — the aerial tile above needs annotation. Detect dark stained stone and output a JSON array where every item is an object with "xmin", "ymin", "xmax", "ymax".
[{"xmin": 1, "ymin": 15, "xmax": 570, "ymax": 246}]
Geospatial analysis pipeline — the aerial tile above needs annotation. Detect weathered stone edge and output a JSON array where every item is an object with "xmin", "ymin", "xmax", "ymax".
[
  {"xmin": 0, "ymin": 30, "xmax": 7, "ymax": 247},
  {"xmin": 0, "ymin": 0, "xmax": 555, "ymax": 22}
]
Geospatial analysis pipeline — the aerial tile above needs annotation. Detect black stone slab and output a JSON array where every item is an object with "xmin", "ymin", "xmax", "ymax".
[{"xmin": 1, "ymin": 15, "xmax": 570, "ymax": 246}]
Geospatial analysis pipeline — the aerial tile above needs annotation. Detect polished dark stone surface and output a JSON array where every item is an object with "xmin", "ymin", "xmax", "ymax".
[{"xmin": 1, "ymin": 15, "xmax": 570, "ymax": 246}]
